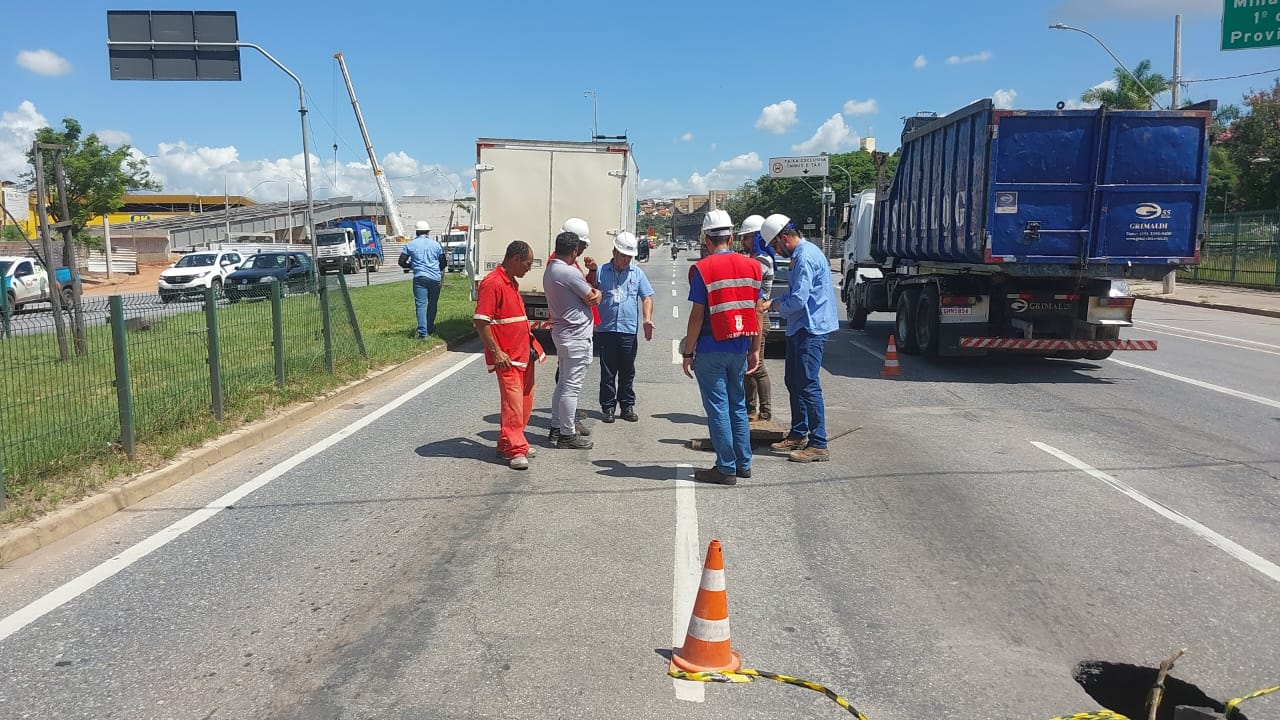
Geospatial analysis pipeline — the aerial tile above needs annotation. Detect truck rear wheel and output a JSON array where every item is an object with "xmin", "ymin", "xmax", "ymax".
[
  {"xmin": 915, "ymin": 286, "xmax": 941, "ymax": 357},
  {"xmin": 1086, "ymin": 326, "xmax": 1119, "ymax": 361},
  {"xmin": 60, "ymin": 286, "xmax": 75, "ymax": 309},
  {"xmin": 896, "ymin": 289, "xmax": 921, "ymax": 355}
]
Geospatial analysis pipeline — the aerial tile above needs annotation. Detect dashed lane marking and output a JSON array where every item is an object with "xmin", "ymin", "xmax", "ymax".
[{"xmin": 1109, "ymin": 358, "xmax": 1280, "ymax": 410}]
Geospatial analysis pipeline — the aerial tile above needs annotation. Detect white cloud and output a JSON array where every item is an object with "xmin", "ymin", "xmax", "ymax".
[
  {"xmin": 946, "ymin": 51, "xmax": 993, "ymax": 65},
  {"xmin": 0, "ymin": 101, "xmax": 48, "ymax": 181},
  {"xmin": 791, "ymin": 114, "xmax": 859, "ymax": 155},
  {"xmin": 678, "ymin": 132, "xmax": 694, "ymax": 143},
  {"xmin": 639, "ymin": 177, "xmax": 686, "ymax": 199},
  {"xmin": 1053, "ymin": 0, "xmax": 1217, "ymax": 20},
  {"xmin": 754, "ymin": 99, "xmax": 798, "ymax": 134},
  {"xmin": 992, "ymin": 89, "xmax": 1018, "ymax": 109},
  {"xmin": 95, "ymin": 129, "xmax": 132, "ymax": 146},
  {"xmin": 842, "ymin": 99, "xmax": 879, "ymax": 116},
  {"xmin": 1063, "ymin": 97, "xmax": 1101, "ymax": 110},
  {"xmin": 16, "ymin": 49, "xmax": 72, "ymax": 77},
  {"xmin": 641, "ymin": 152, "xmax": 764, "ymax": 197},
  {"xmin": 914, "ymin": 55, "xmax": 928, "ymax": 69}
]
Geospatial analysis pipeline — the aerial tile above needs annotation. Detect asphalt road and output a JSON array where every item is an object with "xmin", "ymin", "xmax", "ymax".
[{"xmin": 1, "ymin": 253, "xmax": 1276, "ymax": 720}]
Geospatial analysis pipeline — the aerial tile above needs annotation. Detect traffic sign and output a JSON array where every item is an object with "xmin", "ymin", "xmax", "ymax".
[
  {"xmin": 1222, "ymin": 0, "xmax": 1280, "ymax": 51},
  {"xmin": 107, "ymin": 10, "xmax": 242, "ymax": 80},
  {"xmin": 769, "ymin": 155, "xmax": 829, "ymax": 178}
]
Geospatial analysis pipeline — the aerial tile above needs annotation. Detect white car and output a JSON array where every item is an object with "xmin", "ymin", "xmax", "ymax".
[{"xmin": 158, "ymin": 250, "xmax": 244, "ymax": 302}]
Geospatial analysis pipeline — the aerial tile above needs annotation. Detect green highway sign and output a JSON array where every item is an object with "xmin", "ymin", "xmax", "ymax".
[{"xmin": 1222, "ymin": 0, "xmax": 1280, "ymax": 51}]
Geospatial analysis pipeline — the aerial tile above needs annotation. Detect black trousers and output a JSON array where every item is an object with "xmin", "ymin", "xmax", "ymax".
[{"xmin": 596, "ymin": 331, "xmax": 638, "ymax": 412}]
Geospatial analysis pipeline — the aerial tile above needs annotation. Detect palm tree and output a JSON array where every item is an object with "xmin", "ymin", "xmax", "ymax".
[{"xmin": 1080, "ymin": 59, "xmax": 1171, "ymax": 110}]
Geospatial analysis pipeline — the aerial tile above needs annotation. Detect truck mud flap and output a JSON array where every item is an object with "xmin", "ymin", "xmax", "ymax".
[{"xmin": 959, "ymin": 338, "xmax": 1157, "ymax": 351}]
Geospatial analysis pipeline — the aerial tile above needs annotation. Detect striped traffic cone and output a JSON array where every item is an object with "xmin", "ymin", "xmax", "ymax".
[
  {"xmin": 671, "ymin": 539, "xmax": 742, "ymax": 673},
  {"xmin": 880, "ymin": 334, "xmax": 903, "ymax": 378}
]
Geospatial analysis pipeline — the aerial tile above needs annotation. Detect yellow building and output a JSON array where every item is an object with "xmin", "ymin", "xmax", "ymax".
[{"xmin": 0, "ymin": 190, "xmax": 257, "ymax": 239}]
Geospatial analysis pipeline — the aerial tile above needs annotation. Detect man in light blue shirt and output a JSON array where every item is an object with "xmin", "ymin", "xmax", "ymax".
[
  {"xmin": 761, "ymin": 214, "xmax": 840, "ymax": 463},
  {"xmin": 399, "ymin": 221, "xmax": 447, "ymax": 338},
  {"xmin": 594, "ymin": 232, "xmax": 655, "ymax": 423}
]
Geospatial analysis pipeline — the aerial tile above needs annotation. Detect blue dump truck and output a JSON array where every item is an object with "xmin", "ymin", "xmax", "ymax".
[
  {"xmin": 315, "ymin": 219, "xmax": 384, "ymax": 274},
  {"xmin": 844, "ymin": 99, "xmax": 1214, "ymax": 360}
]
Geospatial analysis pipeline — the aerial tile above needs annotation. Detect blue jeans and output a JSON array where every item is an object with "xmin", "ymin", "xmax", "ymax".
[
  {"xmin": 784, "ymin": 329, "xmax": 829, "ymax": 448},
  {"xmin": 596, "ymin": 331, "xmax": 638, "ymax": 412},
  {"xmin": 412, "ymin": 276, "xmax": 442, "ymax": 337},
  {"xmin": 693, "ymin": 351, "xmax": 752, "ymax": 475}
]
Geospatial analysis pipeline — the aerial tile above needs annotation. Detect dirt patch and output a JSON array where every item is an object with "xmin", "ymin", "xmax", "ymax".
[{"xmin": 80, "ymin": 264, "xmax": 169, "ymax": 297}]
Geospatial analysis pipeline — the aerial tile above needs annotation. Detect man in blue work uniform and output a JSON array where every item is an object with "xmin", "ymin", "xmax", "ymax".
[
  {"xmin": 594, "ymin": 231, "xmax": 656, "ymax": 423},
  {"xmin": 759, "ymin": 213, "xmax": 840, "ymax": 463},
  {"xmin": 399, "ymin": 220, "xmax": 447, "ymax": 339}
]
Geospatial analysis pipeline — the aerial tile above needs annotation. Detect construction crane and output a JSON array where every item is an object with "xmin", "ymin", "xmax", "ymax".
[{"xmin": 334, "ymin": 52, "xmax": 408, "ymax": 241}]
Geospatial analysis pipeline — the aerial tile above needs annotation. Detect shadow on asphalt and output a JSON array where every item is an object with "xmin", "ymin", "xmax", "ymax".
[
  {"xmin": 414, "ymin": 436, "xmax": 502, "ymax": 464},
  {"xmin": 652, "ymin": 412, "xmax": 703, "ymax": 426},
  {"xmin": 591, "ymin": 460, "xmax": 674, "ymax": 481}
]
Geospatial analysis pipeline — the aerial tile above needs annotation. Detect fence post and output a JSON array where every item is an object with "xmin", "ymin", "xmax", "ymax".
[
  {"xmin": 319, "ymin": 279, "xmax": 335, "ymax": 374},
  {"xmin": 1231, "ymin": 215, "xmax": 1242, "ymax": 283},
  {"xmin": 108, "ymin": 296, "xmax": 136, "ymax": 460},
  {"xmin": 204, "ymin": 287, "xmax": 224, "ymax": 421},
  {"xmin": 271, "ymin": 281, "xmax": 286, "ymax": 388},
  {"xmin": 336, "ymin": 271, "xmax": 367, "ymax": 358},
  {"xmin": 0, "ymin": 282, "xmax": 9, "ymax": 338}
]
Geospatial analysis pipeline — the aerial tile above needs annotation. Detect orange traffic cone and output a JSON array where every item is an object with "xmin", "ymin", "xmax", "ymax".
[
  {"xmin": 881, "ymin": 335, "xmax": 903, "ymax": 378},
  {"xmin": 671, "ymin": 539, "xmax": 742, "ymax": 673}
]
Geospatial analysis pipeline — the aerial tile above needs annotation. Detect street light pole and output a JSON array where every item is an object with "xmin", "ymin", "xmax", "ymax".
[
  {"xmin": 584, "ymin": 90, "xmax": 598, "ymax": 140},
  {"xmin": 1049, "ymin": 23, "xmax": 1165, "ymax": 110},
  {"xmin": 1171, "ymin": 14, "xmax": 1183, "ymax": 108}
]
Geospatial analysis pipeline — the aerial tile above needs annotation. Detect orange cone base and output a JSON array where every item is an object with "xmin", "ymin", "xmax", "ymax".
[{"xmin": 670, "ymin": 646, "xmax": 742, "ymax": 674}]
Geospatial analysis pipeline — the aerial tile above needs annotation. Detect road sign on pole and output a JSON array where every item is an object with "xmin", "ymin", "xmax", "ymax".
[
  {"xmin": 769, "ymin": 155, "xmax": 830, "ymax": 178},
  {"xmin": 107, "ymin": 10, "xmax": 241, "ymax": 80},
  {"xmin": 1221, "ymin": 0, "xmax": 1280, "ymax": 51}
]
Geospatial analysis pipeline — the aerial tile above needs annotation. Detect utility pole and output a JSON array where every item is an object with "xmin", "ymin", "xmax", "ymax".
[
  {"xmin": 223, "ymin": 174, "xmax": 231, "ymax": 242},
  {"xmin": 1165, "ymin": 13, "xmax": 1182, "ymax": 295},
  {"xmin": 584, "ymin": 90, "xmax": 598, "ymax": 140}
]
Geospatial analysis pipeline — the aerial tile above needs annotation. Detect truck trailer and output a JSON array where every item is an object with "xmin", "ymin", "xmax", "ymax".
[
  {"xmin": 315, "ymin": 219, "xmax": 384, "ymax": 274},
  {"xmin": 472, "ymin": 138, "xmax": 638, "ymax": 326},
  {"xmin": 843, "ymin": 99, "xmax": 1214, "ymax": 360}
]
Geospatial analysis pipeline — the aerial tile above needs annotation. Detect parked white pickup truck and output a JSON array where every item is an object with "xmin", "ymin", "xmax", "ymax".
[
  {"xmin": 158, "ymin": 249, "xmax": 245, "ymax": 302},
  {"xmin": 1, "ymin": 255, "xmax": 75, "ymax": 311}
]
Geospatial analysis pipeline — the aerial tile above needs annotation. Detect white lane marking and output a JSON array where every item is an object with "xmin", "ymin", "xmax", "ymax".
[
  {"xmin": 673, "ymin": 306, "xmax": 680, "ymax": 319},
  {"xmin": 672, "ymin": 464, "xmax": 704, "ymax": 702},
  {"xmin": 1135, "ymin": 321, "xmax": 1280, "ymax": 351},
  {"xmin": 672, "ymin": 338, "xmax": 681, "ymax": 364},
  {"xmin": 672, "ymin": 289, "xmax": 677, "ymax": 297},
  {"xmin": 1134, "ymin": 327, "xmax": 1280, "ymax": 357},
  {"xmin": 0, "ymin": 354, "xmax": 484, "ymax": 644},
  {"xmin": 849, "ymin": 339, "xmax": 886, "ymax": 362},
  {"xmin": 1108, "ymin": 358, "xmax": 1280, "ymax": 410},
  {"xmin": 1031, "ymin": 442, "xmax": 1280, "ymax": 585}
]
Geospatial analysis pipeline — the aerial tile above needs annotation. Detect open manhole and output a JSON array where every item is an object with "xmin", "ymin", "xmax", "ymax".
[{"xmin": 1074, "ymin": 660, "xmax": 1247, "ymax": 720}]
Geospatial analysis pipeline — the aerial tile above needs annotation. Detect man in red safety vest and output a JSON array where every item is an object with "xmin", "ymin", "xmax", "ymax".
[{"xmin": 680, "ymin": 209, "xmax": 763, "ymax": 486}]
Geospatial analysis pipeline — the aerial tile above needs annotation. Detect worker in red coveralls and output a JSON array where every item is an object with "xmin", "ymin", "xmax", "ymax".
[{"xmin": 473, "ymin": 240, "xmax": 544, "ymax": 470}]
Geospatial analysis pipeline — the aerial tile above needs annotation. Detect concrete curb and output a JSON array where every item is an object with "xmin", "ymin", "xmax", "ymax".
[
  {"xmin": 0, "ymin": 332, "xmax": 478, "ymax": 565},
  {"xmin": 1134, "ymin": 293, "xmax": 1280, "ymax": 320}
]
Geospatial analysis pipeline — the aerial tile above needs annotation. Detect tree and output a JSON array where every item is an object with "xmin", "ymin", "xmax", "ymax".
[
  {"xmin": 1206, "ymin": 145, "xmax": 1240, "ymax": 214},
  {"xmin": 1221, "ymin": 79, "xmax": 1280, "ymax": 212},
  {"xmin": 22, "ymin": 117, "xmax": 160, "ymax": 245},
  {"xmin": 1080, "ymin": 59, "xmax": 1171, "ymax": 110}
]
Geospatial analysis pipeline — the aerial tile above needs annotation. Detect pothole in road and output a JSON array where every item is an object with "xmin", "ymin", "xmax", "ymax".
[{"xmin": 1073, "ymin": 660, "xmax": 1246, "ymax": 720}]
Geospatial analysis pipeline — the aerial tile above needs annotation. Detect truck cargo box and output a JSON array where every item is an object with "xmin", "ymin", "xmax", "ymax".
[{"xmin": 874, "ymin": 100, "xmax": 1212, "ymax": 276}]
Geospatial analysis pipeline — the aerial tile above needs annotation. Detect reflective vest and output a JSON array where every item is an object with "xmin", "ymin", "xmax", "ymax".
[{"xmin": 694, "ymin": 252, "xmax": 762, "ymax": 341}]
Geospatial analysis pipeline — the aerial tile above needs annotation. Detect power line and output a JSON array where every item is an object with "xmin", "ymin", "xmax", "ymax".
[{"xmin": 1182, "ymin": 67, "xmax": 1280, "ymax": 84}]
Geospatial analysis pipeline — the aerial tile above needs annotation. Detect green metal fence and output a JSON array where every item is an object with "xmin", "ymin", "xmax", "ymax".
[
  {"xmin": 0, "ymin": 280, "xmax": 364, "ymax": 508},
  {"xmin": 1181, "ymin": 210, "xmax": 1280, "ymax": 290}
]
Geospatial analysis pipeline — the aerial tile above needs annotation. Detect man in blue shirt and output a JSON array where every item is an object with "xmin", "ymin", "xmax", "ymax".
[
  {"xmin": 760, "ymin": 214, "xmax": 840, "ymax": 463},
  {"xmin": 399, "ymin": 221, "xmax": 447, "ymax": 339},
  {"xmin": 594, "ymin": 232, "xmax": 655, "ymax": 423}
]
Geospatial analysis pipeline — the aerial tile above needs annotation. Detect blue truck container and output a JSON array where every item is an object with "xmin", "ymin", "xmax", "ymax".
[
  {"xmin": 316, "ymin": 219, "xmax": 384, "ymax": 274},
  {"xmin": 846, "ymin": 99, "xmax": 1214, "ymax": 359}
]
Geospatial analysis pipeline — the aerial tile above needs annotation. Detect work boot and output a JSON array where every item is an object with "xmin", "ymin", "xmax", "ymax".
[
  {"xmin": 735, "ymin": 467, "xmax": 752, "ymax": 479},
  {"xmin": 601, "ymin": 408, "xmax": 616, "ymax": 423},
  {"xmin": 556, "ymin": 433, "xmax": 593, "ymax": 450},
  {"xmin": 693, "ymin": 467, "xmax": 737, "ymax": 486},
  {"xmin": 788, "ymin": 447, "xmax": 830, "ymax": 463},
  {"xmin": 548, "ymin": 427, "xmax": 560, "ymax": 444},
  {"xmin": 509, "ymin": 455, "xmax": 529, "ymax": 470},
  {"xmin": 770, "ymin": 437, "xmax": 808, "ymax": 452},
  {"xmin": 620, "ymin": 408, "xmax": 639, "ymax": 423},
  {"xmin": 576, "ymin": 421, "xmax": 592, "ymax": 437},
  {"xmin": 496, "ymin": 447, "xmax": 537, "ymax": 460}
]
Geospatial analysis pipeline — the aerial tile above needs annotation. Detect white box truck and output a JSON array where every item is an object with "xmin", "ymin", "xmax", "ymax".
[{"xmin": 472, "ymin": 138, "xmax": 638, "ymax": 327}]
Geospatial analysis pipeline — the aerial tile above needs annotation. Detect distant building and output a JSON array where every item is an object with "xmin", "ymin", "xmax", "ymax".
[{"xmin": 860, "ymin": 137, "xmax": 876, "ymax": 153}]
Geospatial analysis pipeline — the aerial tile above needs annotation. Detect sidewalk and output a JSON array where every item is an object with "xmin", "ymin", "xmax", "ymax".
[{"xmin": 1128, "ymin": 279, "xmax": 1280, "ymax": 319}]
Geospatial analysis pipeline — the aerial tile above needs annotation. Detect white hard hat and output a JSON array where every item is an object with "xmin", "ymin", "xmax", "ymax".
[
  {"xmin": 701, "ymin": 209, "xmax": 733, "ymax": 236},
  {"xmin": 613, "ymin": 231, "xmax": 639, "ymax": 257},
  {"xmin": 738, "ymin": 214, "xmax": 765, "ymax": 236},
  {"xmin": 415, "ymin": 220, "xmax": 431, "ymax": 232},
  {"xmin": 562, "ymin": 217, "xmax": 590, "ymax": 245},
  {"xmin": 760, "ymin": 213, "xmax": 792, "ymax": 244}
]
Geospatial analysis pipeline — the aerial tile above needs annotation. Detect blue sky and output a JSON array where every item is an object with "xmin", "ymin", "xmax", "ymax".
[{"xmin": 2, "ymin": 0, "xmax": 1275, "ymax": 202}]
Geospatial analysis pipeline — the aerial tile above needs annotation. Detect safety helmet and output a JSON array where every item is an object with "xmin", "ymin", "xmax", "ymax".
[
  {"xmin": 738, "ymin": 214, "xmax": 765, "ymax": 236},
  {"xmin": 562, "ymin": 217, "xmax": 590, "ymax": 245},
  {"xmin": 701, "ymin": 209, "xmax": 733, "ymax": 236},
  {"xmin": 613, "ymin": 231, "xmax": 639, "ymax": 257},
  {"xmin": 415, "ymin": 220, "xmax": 431, "ymax": 232},
  {"xmin": 760, "ymin": 213, "xmax": 792, "ymax": 244}
]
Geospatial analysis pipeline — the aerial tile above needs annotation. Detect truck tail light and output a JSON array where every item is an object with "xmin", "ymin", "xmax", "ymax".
[{"xmin": 1097, "ymin": 297, "xmax": 1135, "ymax": 309}]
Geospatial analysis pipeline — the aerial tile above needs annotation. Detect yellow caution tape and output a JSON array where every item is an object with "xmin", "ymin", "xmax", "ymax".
[
  {"xmin": 1224, "ymin": 684, "xmax": 1280, "ymax": 718},
  {"xmin": 1042, "ymin": 712, "xmax": 1130, "ymax": 720},
  {"xmin": 668, "ymin": 667, "xmax": 870, "ymax": 719}
]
